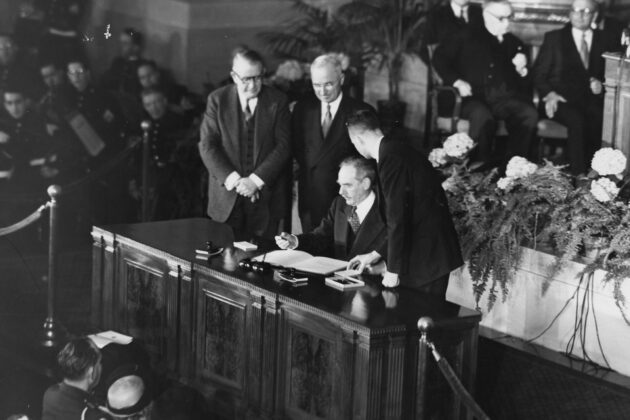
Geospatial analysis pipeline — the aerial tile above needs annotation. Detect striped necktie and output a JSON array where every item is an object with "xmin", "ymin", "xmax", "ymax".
[
  {"xmin": 322, "ymin": 103, "xmax": 332, "ymax": 138},
  {"xmin": 579, "ymin": 32, "xmax": 589, "ymax": 69},
  {"xmin": 348, "ymin": 206, "xmax": 361, "ymax": 234}
]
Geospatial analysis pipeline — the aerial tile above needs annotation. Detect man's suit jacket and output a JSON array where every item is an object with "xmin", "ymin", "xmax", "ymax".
[
  {"xmin": 378, "ymin": 136, "xmax": 463, "ymax": 288},
  {"xmin": 198, "ymin": 84, "xmax": 290, "ymax": 222},
  {"xmin": 292, "ymin": 94, "xmax": 373, "ymax": 227},
  {"xmin": 433, "ymin": 26, "xmax": 530, "ymax": 104},
  {"xmin": 297, "ymin": 195, "xmax": 387, "ymax": 260},
  {"xmin": 533, "ymin": 24, "xmax": 610, "ymax": 106},
  {"xmin": 422, "ymin": 2, "xmax": 483, "ymax": 62}
]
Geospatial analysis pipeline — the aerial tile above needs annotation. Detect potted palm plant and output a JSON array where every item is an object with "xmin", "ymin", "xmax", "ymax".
[{"xmin": 338, "ymin": 0, "xmax": 427, "ymax": 130}]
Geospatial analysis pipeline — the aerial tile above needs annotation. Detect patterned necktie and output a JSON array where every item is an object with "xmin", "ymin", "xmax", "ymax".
[
  {"xmin": 579, "ymin": 32, "xmax": 589, "ymax": 69},
  {"xmin": 348, "ymin": 206, "xmax": 361, "ymax": 234},
  {"xmin": 322, "ymin": 103, "xmax": 332, "ymax": 138}
]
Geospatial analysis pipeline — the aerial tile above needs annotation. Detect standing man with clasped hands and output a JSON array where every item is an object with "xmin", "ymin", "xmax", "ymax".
[
  {"xmin": 292, "ymin": 53, "xmax": 374, "ymax": 232},
  {"xmin": 346, "ymin": 109, "xmax": 463, "ymax": 297},
  {"xmin": 198, "ymin": 47, "xmax": 290, "ymax": 239}
]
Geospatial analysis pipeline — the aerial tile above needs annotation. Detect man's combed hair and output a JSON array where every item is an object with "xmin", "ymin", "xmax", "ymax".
[
  {"xmin": 231, "ymin": 45, "xmax": 266, "ymax": 69},
  {"xmin": 341, "ymin": 156, "xmax": 377, "ymax": 187},
  {"xmin": 57, "ymin": 337, "xmax": 101, "ymax": 381},
  {"xmin": 311, "ymin": 54, "xmax": 343, "ymax": 78},
  {"xmin": 346, "ymin": 108, "xmax": 381, "ymax": 132}
]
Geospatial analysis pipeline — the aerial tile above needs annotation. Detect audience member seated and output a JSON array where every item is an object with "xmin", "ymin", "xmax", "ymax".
[
  {"xmin": 35, "ymin": 0, "xmax": 86, "ymax": 66},
  {"xmin": 533, "ymin": 0, "xmax": 619, "ymax": 175},
  {"xmin": 101, "ymin": 28, "xmax": 146, "ymax": 96},
  {"xmin": 0, "ymin": 83, "xmax": 59, "ymax": 191},
  {"xmin": 433, "ymin": 0, "xmax": 538, "ymax": 170},
  {"xmin": 0, "ymin": 33, "xmax": 42, "ymax": 99},
  {"xmin": 41, "ymin": 337, "xmax": 103, "ymax": 420},
  {"xmin": 137, "ymin": 60, "xmax": 201, "ymax": 123},
  {"xmin": 128, "ymin": 87, "xmax": 194, "ymax": 221},
  {"xmin": 292, "ymin": 53, "xmax": 374, "ymax": 232},
  {"xmin": 37, "ymin": 59, "xmax": 69, "ymax": 126},
  {"xmin": 276, "ymin": 156, "xmax": 387, "ymax": 267}
]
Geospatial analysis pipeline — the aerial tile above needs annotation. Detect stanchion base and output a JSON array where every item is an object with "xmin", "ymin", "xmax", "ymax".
[{"xmin": 40, "ymin": 317, "xmax": 67, "ymax": 348}]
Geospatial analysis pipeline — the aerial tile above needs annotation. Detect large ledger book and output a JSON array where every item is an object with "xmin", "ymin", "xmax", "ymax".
[
  {"xmin": 253, "ymin": 250, "xmax": 347, "ymax": 275},
  {"xmin": 66, "ymin": 111, "xmax": 106, "ymax": 156}
]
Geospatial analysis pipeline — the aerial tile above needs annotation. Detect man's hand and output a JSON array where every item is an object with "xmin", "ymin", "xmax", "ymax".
[
  {"xmin": 0, "ymin": 131, "xmax": 9, "ymax": 144},
  {"xmin": 512, "ymin": 53, "xmax": 528, "ymax": 77},
  {"xmin": 590, "ymin": 78, "xmax": 603, "ymax": 95},
  {"xmin": 365, "ymin": 260, "xmax": 387, "ymax": 275},
  {"xmin": 382, "ymin": 289, "xmax": 399, "ymax": 308},
  {"xmin": 543, "ymin": 91, "xmax": 566, "ymax": 119},
  {"xmin": 382, "ymin": 271, "xmax": 400, "ymax": 288},
  {"xmin": 347, "ymin": 251, "xmax": 381, "ymax": 272},
  {"xmin": 275, "ymin": 232, "xmax": 298, "ymax": 250},
  {"xmin": 453, "ymin": 79, "xmax": 472, "ymax": 97},
  {"xmin": 235, "ymin": 177, "xmax": 258, "ymax": 197}
]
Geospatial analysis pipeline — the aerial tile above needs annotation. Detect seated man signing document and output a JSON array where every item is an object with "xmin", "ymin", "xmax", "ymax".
[{"xmin": 276, "ymin": 156, "xmax": 387, "ymax": 273}]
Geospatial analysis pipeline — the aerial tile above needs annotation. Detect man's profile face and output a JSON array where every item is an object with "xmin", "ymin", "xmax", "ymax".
[
  {"xmin": 348, "ymin": 127, "xmax": 370, "ymax": 158},
  {"xmin": 67, "ymin": 62, "xmax": 90, "ymax": 92},
  {"xmin": 231, "ymin": 55, "xmax": 263, "ymax": 100},
  {"xmin": 338, "ymin": 164, "xmax": 370, "ymax": 206},
  {"xmin": 570, "ymin": 0, "xmax": 596, "ymax": 30},
  {"xmin": 142, "ymin": 92, "xmax": 168, "ymax": 120},
  {"xmin": 4, "ymin": 93, "xmax": 27, "ymax": 119},
  {"xmin": 311, "ymin": 64, "xmax": 344, "ymax": 104},
  {"xmin": 41, "ymin": 65, "xmax": 64, "ymax": 89},
  {"xmin": 138, "ymin": 65, "xmax": 160, "ymax": 89}
]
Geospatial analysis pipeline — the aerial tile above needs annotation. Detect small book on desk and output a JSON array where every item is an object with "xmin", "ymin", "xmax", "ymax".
[
  {"xmin": 325, "ymin": 276, "xmax": 365, "ymax": 291},
  {"xmin": 253, "ymin": 250, "xmax": 347, "ymax": 275}
]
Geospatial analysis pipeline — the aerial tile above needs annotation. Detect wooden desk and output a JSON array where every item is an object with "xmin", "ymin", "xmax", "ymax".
[{"xmin": 91, "ymin": 218, "xmax": 480, "ymax": 420}]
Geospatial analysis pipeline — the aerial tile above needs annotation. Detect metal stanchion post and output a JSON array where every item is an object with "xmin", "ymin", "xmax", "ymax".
[
  {"xmin": 41, "ymin": 185, "xmax": 66, "ymax": 347},
  {"xmin": 141, "ymin": 120, "xmax": 151, "ymax": 222}
]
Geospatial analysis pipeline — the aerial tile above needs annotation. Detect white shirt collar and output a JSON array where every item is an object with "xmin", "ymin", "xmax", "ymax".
[
  {"xmin": 321, "ymin": 92, "xmax": 343, "ymax": 123},
  {"xmin": 237, "ymin": 91, "xmax": 258, "ymax": 114},
  {"xmin": 354, "ymin": 191, "xmax": 376, "ymax": 224},
  {"xmin": 373, "ymin": 136, "xmax": 385, "ymax": 162},
  {"xmin": 450, "ymin": 2, "xmax": 468, "ymax": 19}
]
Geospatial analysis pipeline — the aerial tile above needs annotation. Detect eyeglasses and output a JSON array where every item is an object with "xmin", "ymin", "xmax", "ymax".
[
  {"xmin": 312, "ymin": 80, "xmax": 340, "ymax": 90},
  {"xmin": 484, "ymin": 10, "xmax": 513, "ymax": 22},
  {"xmin": 231, "ymin": 70, "xmax": 263, "ymax": 85},
  {"xmin": 67, "ymin": 69, "xmax": 86, "ymax": 76},
  {"xmin": 571, "ymin": 7, "xmax": 594, "ymax": 15}
]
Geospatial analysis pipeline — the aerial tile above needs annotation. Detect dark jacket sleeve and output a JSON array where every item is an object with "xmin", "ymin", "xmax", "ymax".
[
  {"xmin": 532, "ymin": 31, "xmax": 557, "ymax": 98},
  {"xmin": 198, "ymin": 90, "xmax": 236, "ymax": 185},
  {"xmin": 433, "ymin": 31, "xmax": 464, "ymax": 86},
  {"xmin": 297, "ymin": 200, "xmax": 337, "ymax": 256}
]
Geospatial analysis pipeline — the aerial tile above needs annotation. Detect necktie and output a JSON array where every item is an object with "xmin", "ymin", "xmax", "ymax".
[
  {"xmin": 579, "ymin": 32, "xmax": 589, "ymax": 69},
  {"xmin": 348, "ymin": 206, "xmax": 361, "ymax": 234},
  {"xmin": 459, "ymin": 7, "xmax": 467, "ymax": 23},
  {"xmin": 322, "ymin": 104, "xmax": 332, "ymax": 138},
  {"xmin": 244, "ymin": 102, "xmax": 253, "ymax": 121}
]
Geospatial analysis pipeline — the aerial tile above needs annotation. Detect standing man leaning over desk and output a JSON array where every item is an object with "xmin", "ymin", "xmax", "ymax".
[
  {"xmin": 198, "ymin": 47, "xmax": 290, "ymax": 239},
  {"xmin": 346, "ymin": 109, "xmax": 463, "ymax": 297},
  {"xmin": 292, "ymin": 53, "xmax": 374, "ymax": 232},
  {"xmin": 276, "ymin": 156, "xmax": 387, "ymax": 266}
]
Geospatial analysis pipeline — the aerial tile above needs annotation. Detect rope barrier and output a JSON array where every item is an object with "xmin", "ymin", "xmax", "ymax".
[
  {"xmin": 417, "ymin": 317, "xmax": 490, "ymax": 420},
  {"xmin": 0, "ymin": 137, "xmax": 141, "ymax": 203},
  {"xmin": 0, "ymin": 202, "xmax": 49, "ymax": 237}
]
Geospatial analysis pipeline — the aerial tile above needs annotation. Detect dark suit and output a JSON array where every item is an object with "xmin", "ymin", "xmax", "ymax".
[
  {"xmin": 533, "ymin": 24, "xmax": 613, "ymax": 174},
  {"xmin": 292, "ymin": 93, "xmax": 373, "ymax": 231},
  {"xmin": 422, "ymin": 2, "xmax": 483, "ymax": 62},
  {"xmin": 434, "ymin": 25, "xmax": 538, "ymax": 165},
  {"xmin": 377, "ymin": 136, "xmax": 463, "ymax": 292},
  {"xmin": 198, "ymin": 84, "xmax": 290, "ymax": 238},
  {"xmin": 297, "ymin": 195, "xmax": 387, "ymax": 260}
]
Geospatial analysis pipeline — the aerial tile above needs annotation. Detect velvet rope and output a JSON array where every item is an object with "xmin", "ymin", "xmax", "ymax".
[{"xmin": 0, "ymin": 203, "xmax": 49, "ymax": 237}]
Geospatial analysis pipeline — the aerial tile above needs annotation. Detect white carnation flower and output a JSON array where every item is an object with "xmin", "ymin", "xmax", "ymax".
[
  {"xmin": 442, "ymin": 176, "xmax": 457, "ymax": 192},
  {"xmin": 590, "ymin": 178, "xmax": 620, "ymax": 202},
  {"xmin": 497, "ymin": 176, "xmax": 515, "ymax": 191},
  {"xmin": 275, "ymin": 60, "xmax": 304, "ymax": 81},
  {"xmin": 428, "ymin": 148, "xmax": 448, "ymax": 168},
  {"xmin": 443, "ymin": 132, "xmax": 475, "ymax": 159},
  {"xmin": 591, "ymin": 148, "xmax": 627, "ymax": 176},
  {"xmin": 505, "ymin": 156, "xmax": 537, "ymax": 179}
]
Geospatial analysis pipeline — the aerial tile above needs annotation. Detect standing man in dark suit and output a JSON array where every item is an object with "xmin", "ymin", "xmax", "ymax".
[
  {"xmin": 433, "ymin": 0, "xmax": 538, "ymax": 168},
  {"xmin": 533, "ymin": 0, "xmax": 618, "ymax": 174},
  {"xmin": 199, "ymin": 47, "xmax": 291, "ymax": 239},
  {"xmin": 292, "ymin": 53, "xmax": 374, "ymax": 232},
  {"xmin": 276, "ymin": 156, "xmax": 387, "ymax": 263},
  {"xmin": 346, "ymin": 109, "xmax": 463, "ymax": 296}
]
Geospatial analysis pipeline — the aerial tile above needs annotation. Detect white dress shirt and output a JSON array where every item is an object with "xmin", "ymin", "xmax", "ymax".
[
  {"xmin": 571, "ymin": 28, "xmax": 593, "ymax": 54},
  {"xmin": 354, "ymin": 191, "xmax": 376, "ymax": 224},
  {"xmin": 450, "ymin": 2, "xmax": 468, "ymax": 22}
]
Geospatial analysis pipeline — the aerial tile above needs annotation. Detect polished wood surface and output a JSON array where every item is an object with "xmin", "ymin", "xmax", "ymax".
[{"xmin": 92, "ymin": 218, "xmax": 480, "ymax": 419}]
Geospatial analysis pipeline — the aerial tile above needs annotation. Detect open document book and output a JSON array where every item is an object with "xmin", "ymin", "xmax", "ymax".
[{"xmin": 253, "ymin": 250, "xmax": 348, "ymax": 275}]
